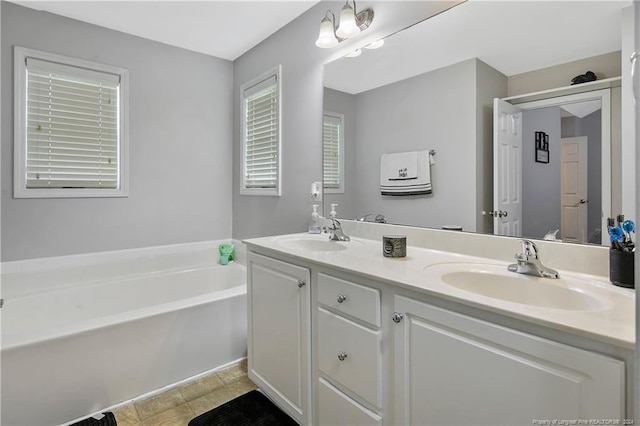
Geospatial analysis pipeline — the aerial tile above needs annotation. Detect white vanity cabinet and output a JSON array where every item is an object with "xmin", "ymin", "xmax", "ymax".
[
  {"xmin": 315, "ymin": 273, "xmax": 383, "ymax": 426},
  {"xmin": 246, "ymin": 246, "xmax": 630, "ymax": 426},
  {"xmin": 246, "ymin": 253, "xmax": 311, "ymax": 425},
  {"xmin": 392, "ymin": 295, "xmax": 626, "ymax": 425}
]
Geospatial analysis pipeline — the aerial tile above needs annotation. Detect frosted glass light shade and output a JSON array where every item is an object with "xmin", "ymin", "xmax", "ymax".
[
  {"xmin": 315, "ymin": 17, "xmax": 339, "ymax": 48},
  {"xmin": 336, "ymin": 2, "xmax": 360, "ymax": 39}
]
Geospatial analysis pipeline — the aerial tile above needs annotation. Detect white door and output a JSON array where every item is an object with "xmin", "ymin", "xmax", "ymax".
[
  {"xmin": 392, "ymin": 295, "xmax": 625, "ymax": 425},
  {"xmin": 493, "ymin": 98, "xmax": 522, "ymax": 237},
  {"xmin": 560, "ymin": 137, "xmax": 588, "ymax": 243},
  {"xmin": 247, "ymin": 253, "xmax": 311, "ymax": 425}
]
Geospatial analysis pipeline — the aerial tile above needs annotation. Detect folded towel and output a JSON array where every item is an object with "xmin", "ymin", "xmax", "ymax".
[
  {"xmin": 381, "ymin": 150, "xmax": 433, "ymax": 196},
  {"xmin": 381, "ymin": 151, "xmax": 418, "ymax": 181}
]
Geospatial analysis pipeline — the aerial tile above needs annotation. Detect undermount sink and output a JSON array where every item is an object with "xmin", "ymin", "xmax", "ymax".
[
  {"xmin": 274, "ymin": 235, "xmax": 362, "ymax": 252},
  {"xmin": 424, "ymin": 263, "xmax": 608, "ymax": 311}
]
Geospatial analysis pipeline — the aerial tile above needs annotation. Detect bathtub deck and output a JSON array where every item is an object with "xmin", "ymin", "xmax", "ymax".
[{"xmin": 113, "ymin": 360, "xmax": 256, "ymax": 426}]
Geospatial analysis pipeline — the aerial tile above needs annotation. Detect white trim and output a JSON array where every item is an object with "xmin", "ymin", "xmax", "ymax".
[
  {"xmin": 504, "ymin": 77, "xmax": 621, "ymax": 105},
  {"xmin": 511, "ymin": 88, "xmax": 611, "ymax": 245},
  {"xmin": 0, "ymin": 240, "xmax": 229, "ymax": 274},
  {"xmin": 240, "ymin": 65, "xmax": 282, "ymax": 196},
  {"xmin": 13, "ymin": 46, "xmax": 129, "ymax": 198},
  {"xmin": 59, "ymin": 358, "xmax": 247, "ymax": 426}
]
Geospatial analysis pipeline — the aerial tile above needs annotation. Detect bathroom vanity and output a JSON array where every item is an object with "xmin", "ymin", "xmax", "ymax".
[{"xmin": 244, "ymin": 223, "xmax": 635, "ymax": 426}]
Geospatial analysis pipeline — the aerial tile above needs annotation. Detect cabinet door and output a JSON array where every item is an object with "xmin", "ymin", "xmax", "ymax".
[
  {"xmin": 318, "ymin": 378, "xmax": 382, "ymax": 426},
  {"xmin": 248, "ymin": 253, "xmax": 310, "ymax": 425},
  {"xmin": 393, "ymin": 295, "xmax": 625, "ymax": 426}
]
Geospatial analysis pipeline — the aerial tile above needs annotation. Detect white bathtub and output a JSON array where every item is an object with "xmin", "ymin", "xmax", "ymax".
[{"xmin": 1, "ymin": 243, "xmax": 247, "ymax": 426}]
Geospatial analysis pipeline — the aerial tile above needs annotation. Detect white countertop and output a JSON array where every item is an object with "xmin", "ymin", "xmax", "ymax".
[{"xmin": 244, "ymin": 232, "xmax": 636, "ymax": 350}]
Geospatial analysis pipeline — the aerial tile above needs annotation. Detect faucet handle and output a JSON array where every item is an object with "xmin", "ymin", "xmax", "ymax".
[{"xmin": 518, "ymin": 239, "xmax": 539, "ymax": 258}]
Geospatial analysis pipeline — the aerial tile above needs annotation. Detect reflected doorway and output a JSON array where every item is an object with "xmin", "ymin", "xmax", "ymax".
[{"xmin": 494, "ymin": 88, "xmax": 611, "ymax": 245}]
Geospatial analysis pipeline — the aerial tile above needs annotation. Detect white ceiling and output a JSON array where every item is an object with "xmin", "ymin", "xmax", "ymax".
[
  {"xmin": 9, "ymin": 0, "xmax": 632, "ymax": 80},
  {"xmin": 325, "ymin": 0, "xmax": 632, "ymax": 94},
  {"xmin": 10, "ymin": 0, "xmax": 320, "ymax": 61}
]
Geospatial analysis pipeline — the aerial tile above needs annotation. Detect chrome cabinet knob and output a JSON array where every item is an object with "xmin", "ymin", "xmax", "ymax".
[
  {"xmin": 392, "ymin": 312, "xmax": 404, "ymax": 323},
  {"xmin": 297, "ymin": 280, "xmax": 306, "ymax": 288},
  {"xmin": 337, "ymin": 352, "xmax": 348, "ymax": 361},
  {"xmin": 336, "ymin": 294, "xmax": 347, "ymax": 303}
]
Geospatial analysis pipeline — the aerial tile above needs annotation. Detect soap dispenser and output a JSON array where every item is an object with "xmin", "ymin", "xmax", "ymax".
[
  {"xmin": 329, "ymin": 204, "xmax": 338, "ymax": 219},
  {"xmin": 309, "ymin": 204, "xmax": 322, "ymax": 234}
]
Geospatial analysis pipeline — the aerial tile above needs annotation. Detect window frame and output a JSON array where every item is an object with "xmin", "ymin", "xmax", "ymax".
[
  {"xmin": 240, "ymin": 65, "xmax": 282, "ymax": 196},
  {"xmin": 13, "ymin": 46, "xmax": 129, "ymax": 198},
  {"xmin": 322, "ymin": 111, "xmax": 345, "ymax": 194}
]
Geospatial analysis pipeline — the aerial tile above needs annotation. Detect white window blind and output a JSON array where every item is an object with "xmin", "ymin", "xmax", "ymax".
[
  {"xmin": 25, "ymin": 57, "xmax": 120, "ymax": 189},
  {"xmin": 323, "ymin": 112, "xmax": 344, "ymax": 193},
  {"xmin": 241, "ymin": 67, "xmax": 281, "ymax": 196}
]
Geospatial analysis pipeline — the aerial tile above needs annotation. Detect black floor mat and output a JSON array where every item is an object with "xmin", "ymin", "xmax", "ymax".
[
  {"xmin": 69, "ymin": 412, "xmax": 117, "ymax": 426},
  {"xmin": 188, "ymin": 390, "xmax": 298, "ymax": 426}
]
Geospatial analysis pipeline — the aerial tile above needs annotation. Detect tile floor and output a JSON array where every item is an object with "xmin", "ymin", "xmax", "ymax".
[{"xmin": 112, "ymin": 360, "xmax": 257, "ymax": 426}]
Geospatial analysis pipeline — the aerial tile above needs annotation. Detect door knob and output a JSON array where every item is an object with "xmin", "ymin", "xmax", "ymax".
[
  {"xmin": 392, "ymin": 312, "xmax": 404, "ymax": 323},
  {"xmin": 297, "ymin": 280, "xmax": 306, "ymax": 288},
  {"xmin": 337, "ymin": 352, "xmax": 348, "ymax": 361},
  {"xmin": 485, "ymin": 210, "xmax": 508, "ymax": 218},
  {"xmin": 336, "ymin": 294, "xmax": 347, "ymax": 303}
]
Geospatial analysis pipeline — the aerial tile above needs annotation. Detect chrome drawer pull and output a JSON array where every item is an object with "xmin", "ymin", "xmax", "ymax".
[
  {"xmin": 392, "ymin": 312, "xmax": 404, "ymax": 323},
  {"xmin": 297, "ymin": 280, "xmax": 306, "ymax": 288},
  {"xmin": 336, "ymin": 294, "xmax": 347, "ymax": 303},
  {"xmin": 337, "ymin": 352, "xmax": 348, "ymax": 361}
]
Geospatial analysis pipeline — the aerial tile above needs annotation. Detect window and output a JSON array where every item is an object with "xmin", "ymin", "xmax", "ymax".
[
  {"xmin": 323, "ymin": 111, "xmax": 344, "ymax": 193},
  {"xmin": 240, "ymin": 65, "xmax": 281, "ymax": 196},
  {"xmin": 14, "ymin": 47, "xmax": 128, "ymax": 198}
]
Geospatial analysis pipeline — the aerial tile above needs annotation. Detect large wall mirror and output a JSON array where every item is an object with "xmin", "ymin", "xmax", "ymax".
[{"xmin": 322, "ymin": 0, "xmax": 633, "ymax": 246}]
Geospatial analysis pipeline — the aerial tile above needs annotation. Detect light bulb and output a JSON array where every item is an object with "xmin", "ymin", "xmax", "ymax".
[
  {"xmin": 315, "ymin": 16, "xmax": 338, "ymax": 48},
  {"xmin": 336, "ymin": 2, "xmax": 360, "ymax": 39}
]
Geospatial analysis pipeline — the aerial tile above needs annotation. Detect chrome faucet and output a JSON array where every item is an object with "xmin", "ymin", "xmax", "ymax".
[
  {"xmin": 357, "ymin": 213, "xmax": 373, "ymax": 222},
  {"xmin": 357, "ymin": 213, "xmax": 387, "ymax": 223},
  {"xmin": 326, "ymin": 219, "xmax": 350, "ymax": 242},
  {"xmin": 508, "ymin": 239, "xmax": 559, "ymax": 279}
]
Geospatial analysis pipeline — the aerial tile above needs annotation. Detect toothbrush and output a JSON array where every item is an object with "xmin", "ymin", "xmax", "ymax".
[
  {"xmin": 609, "ymin": 226, "xmax": 624, "ymax": 251},
  {"xmin": 622, "ymin": 220, "xmax": 635, "ymax": 247}
]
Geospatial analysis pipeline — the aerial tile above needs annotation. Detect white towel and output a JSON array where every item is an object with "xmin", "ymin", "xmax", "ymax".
[
  {"xmin": 382, "ymin": 151, "xmax": 418, "ymax": 180},
  {"xmin": 380, "ymin": 150, "xmax": 433, "ymax": 196}
]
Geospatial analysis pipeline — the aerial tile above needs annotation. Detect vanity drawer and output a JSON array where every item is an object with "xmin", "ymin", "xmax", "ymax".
[
  {"xmin": 318, "ymin": 377, "xmax": 382, "ymax": 426},
  {"xmin": 318, "ymin": 273, "xmax": 380, "ymax": 327},
  {"xmin": 318, "ymin": 308, "xmax": 382, "ymax": 408}
]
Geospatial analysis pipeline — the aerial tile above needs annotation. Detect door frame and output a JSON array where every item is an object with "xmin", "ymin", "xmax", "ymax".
[{"xmin": 505, "ymin": 89, "xmax": 611, "ymax": 245}]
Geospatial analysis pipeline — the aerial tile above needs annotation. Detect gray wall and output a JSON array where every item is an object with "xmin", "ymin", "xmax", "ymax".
[
  {"xmin": 521, "ymin": 107, "xmax": 562, "ymax": 239},
  {"xmin": 562, "ymin": 111, "xmax": 603, "ymax": 243},
  {"xmin": 324, "ymin": 59, "xmax": 506, "ymax": 231},
  {"xmin": 1, "ymin": 3, "xmax": 233, "ymax": 261},
  {"xmin": 354, "ymin": 60, "xmax": 477, "ymax": 230},
  {"xmin": 323, "ymin": 88, "xmax": 358, "ymax": 220},
  {"xmin": 232, "ymin": 1, "xmax": 462, "ymax": 240}
]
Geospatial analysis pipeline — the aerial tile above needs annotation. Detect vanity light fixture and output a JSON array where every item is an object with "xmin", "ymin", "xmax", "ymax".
[
  {"xmin": 364, "ymin": 39, "xmax": 384, "ymax": 49},
  {"xmin": 315, "ymin": 1, "xmax": 374, "ymax": 49},
  {"xmin": 345, "ymin": 49, "xmax": 362, "ymax": 58}
]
